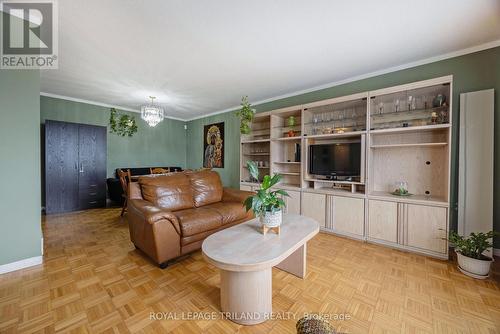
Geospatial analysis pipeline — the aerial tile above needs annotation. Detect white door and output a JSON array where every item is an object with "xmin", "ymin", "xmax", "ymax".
[
  {"xmin": 406, "ymin": 204, "xmax": 447, "ymax": 254},
  {"xmin": 301, "ymin": 192, "xmax": 326, "ymax": 227},
  {"xmin": 368, "ymin": 200, "xmax": 398, "ymax": 243},
  {"xmin": 328, "ymin": 196, "xmax": 364, "ymax": 237}
]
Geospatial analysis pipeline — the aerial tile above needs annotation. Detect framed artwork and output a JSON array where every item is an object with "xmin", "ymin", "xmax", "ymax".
[{"xmin": 203, "ymin": 122, "xmax": 224, "ymax": 168}]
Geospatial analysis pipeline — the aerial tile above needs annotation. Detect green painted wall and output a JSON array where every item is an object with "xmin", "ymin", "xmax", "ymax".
[
  {"xmin": 0, "ymin": 70, "xmax": 42, "ymax": 265},
  {"xmin": 187, "ymin": 46, "xmax": 500, "ymax": 246},
  {"xmin": 40, "ymin": 96, "xmax": 187, "ymax": 177}
]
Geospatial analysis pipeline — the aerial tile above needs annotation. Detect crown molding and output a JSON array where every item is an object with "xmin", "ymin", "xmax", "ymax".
[
  {"xmin": 185, "ymin": 39, "xmax": 500, "ymax": 121},
  {"xmin": 39, "ymin": 92, "xmax": 186, "ymax": 122}
]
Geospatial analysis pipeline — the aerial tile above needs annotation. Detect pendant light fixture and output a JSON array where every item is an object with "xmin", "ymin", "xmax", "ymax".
[{"xmin": 141, "ymin": 96, "xmax": 164, "ymax": 127}]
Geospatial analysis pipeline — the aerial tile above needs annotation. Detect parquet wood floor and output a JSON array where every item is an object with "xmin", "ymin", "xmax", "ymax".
[{"xmin": 1, "ymin": 208, "xmax": 499, "ymax": 333}]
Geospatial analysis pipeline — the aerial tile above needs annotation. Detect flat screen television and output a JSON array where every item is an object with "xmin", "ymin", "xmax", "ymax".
[{"xmin": 309, "ymin": 143, "xmax": 361, "ymax": 178}]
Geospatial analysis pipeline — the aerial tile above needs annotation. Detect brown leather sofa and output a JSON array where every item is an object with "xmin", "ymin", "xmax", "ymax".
[{"xmin": 127, "ymin": 170, "xmax": 254, "ymax": 268}]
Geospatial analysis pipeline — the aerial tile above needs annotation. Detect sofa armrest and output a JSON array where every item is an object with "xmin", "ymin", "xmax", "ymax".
[
  {"xmin": 128, "ymin": 199, "xmax": 180, "ymax": 234},
  {"xmin": 222, "ymin": 187, "xmax": 254, "ymax": 204}
]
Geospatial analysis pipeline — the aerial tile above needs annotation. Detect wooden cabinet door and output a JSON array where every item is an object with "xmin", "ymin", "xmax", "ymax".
[
  {"xmin": 328, "ymin": 196, "xmax": 364, "ymax": 236},
  {"xmin": 368, "ymin": 200, "xmax": 398, "ymax": 243},
  {"xmin": 78, "ymin": 124, "xmax": 107, "ymax": 210},
  {"xmin": 45, "ymin": 120, "xmax": 80, "ymax": 214},
  {"xmin": 301, "ymin": 192, "xmax": 326, "ymax": 227},
  {"xmin": 284, "ymin": 190, "xmax": 301, "ymax": 215},
  {"xmin": 406, "ymin": 204, "xmax": 447, "ymax": 253}
]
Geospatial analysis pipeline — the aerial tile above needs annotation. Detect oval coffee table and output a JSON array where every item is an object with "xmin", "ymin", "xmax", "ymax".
[{"xmin": 202, "ymin": 214, "xmax": 319, "ymax": 325}]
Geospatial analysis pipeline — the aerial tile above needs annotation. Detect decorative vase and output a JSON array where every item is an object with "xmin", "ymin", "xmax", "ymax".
[
  {"xmin": 287, "ymin": 116, "xmax": 296, "ymax": 127},
  {"xmin": 260, "ymin": 210, "xmax": 282, "ymax": 228},
  {"xmin": 456, "ymin": 251, "xmax": 493, "ymax": 279}
]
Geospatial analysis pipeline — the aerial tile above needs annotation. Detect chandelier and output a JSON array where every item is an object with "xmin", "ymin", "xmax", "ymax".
[{"xmin": 141, "ymin": 96, "xmax": 164, "ymax": 127}]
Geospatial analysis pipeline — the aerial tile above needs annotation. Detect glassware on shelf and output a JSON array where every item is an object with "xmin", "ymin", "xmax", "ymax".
[
  {"xmin": 408, "ymin": 96, "xmax": 416, "ymax": 111},
  {"xmin": 393, "ymin": 99, "xmax": 400, "ymax": 112},
  {"xmin": 393, "ymin": 181, "xmax": 409, "ymax": 196},
  {"xmin": 377, "ymin": 102, "xmax": 384, "ymax": 115}
]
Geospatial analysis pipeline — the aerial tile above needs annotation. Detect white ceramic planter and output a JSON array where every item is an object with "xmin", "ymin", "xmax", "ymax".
[
  {"xmin": 260, "ymin": 210, "xmax": 282, "ymax": 228},
  {"xmin": 456, "ymin": 251, "xmax": 493, "ymax": 278}
]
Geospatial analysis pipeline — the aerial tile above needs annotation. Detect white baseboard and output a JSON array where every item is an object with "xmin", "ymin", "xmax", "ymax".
[
  {"xmin": 0, "ymin": 256, "xmax": 43, "ymax": 275},
  {"xmin": 494, "ymin": 248, "xmax": 500, "ymax": 257}
]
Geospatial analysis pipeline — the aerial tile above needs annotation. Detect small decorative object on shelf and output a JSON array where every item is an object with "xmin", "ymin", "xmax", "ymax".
[
  {"xmin": 236, "ymin": 96, "xmax": 256, "ymax": 134},
  {"xmin": 109, "ymin": 108, "xmax": 138, "ymax": 137},
  {"xmin": 287, "ymin": 115, "xmax": 296, "ymax": 127},
  {"xmin": 449, "ymin": 231, "xmax": 497, "ymax": 279},
  {"xmin": 431, "ymin": 111, "xmax": 438, "ymax": 124},
  {"xmin": 433, "ymin": 94, "xmax": 446, "ymax": 107},
  {"xmin": 391, "ymin": 181, "xmax": 411, "ymax": 196},
  {"xmin": 243, "ymin": 161, "xmax": 288, "ymax": 234},
  {"xmin": 287, "ymin": 130, "xmax": 295, "ymax": 137}
]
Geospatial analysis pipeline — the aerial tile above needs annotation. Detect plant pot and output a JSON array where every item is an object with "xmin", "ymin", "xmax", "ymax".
[
  {"xmin": 456, "ymin": 251, "xmax": 493, "ymax": 279},
  {"xmin": 260, "ymin": 210, "xmax": 282, "ymax": 228}
]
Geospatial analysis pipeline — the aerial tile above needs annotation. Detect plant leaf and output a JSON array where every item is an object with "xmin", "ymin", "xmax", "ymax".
[{"xmin": 246, "ymin": 161, "xmax": 259, "ymax": 180}]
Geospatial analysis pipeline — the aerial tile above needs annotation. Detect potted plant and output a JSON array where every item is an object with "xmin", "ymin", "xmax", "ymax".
[
  {"xmin": 243, "ymin": 161, "xmax": 289, "ymax": 228},
  {"xmin": 449, "ymin": 230, "xmax": 497, "ymax": 279},
  {"xmin": 235, "ymin": 96, "xmax": 256, "ymax": 135}
]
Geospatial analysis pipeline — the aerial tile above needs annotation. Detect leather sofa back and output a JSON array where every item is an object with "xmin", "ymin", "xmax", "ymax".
[
  {"xmin": 139, "ymin": 173, "xmax": 194, "ymax": 211},
  {"xmin": 137, "ymin": 170, "xmax": 224, "ymax": 212},
  {"xmin": 187, "ymin": 170, "xmax": 223, "ymax": 207}
]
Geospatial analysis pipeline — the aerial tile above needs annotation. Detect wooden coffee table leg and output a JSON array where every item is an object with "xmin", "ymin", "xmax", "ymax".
[
  {"xmin": 275, "ymin": 244, "xmax": 306, "ymax": 278},
  {"xmin": 220, "ymin": 268, "xmax": 272, "ymax": 325}
]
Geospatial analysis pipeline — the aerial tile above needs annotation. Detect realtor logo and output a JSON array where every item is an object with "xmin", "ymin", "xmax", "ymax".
[{"xmin": 1, "ymin": 0, "xmax": 58, "ymax": 69}]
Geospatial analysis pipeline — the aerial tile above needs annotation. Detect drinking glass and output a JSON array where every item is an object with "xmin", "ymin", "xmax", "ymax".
[
  {"xmin": 377, "ymin": 102, "xmax": 384, "ymax": 115},
  {"xmin": 394, "ymin": 99, "xmax": 400, "ymax": 112}
]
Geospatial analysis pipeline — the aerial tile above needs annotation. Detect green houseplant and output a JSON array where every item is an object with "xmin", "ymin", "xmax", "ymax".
[
  {"xmin": 449, "ymin": 230, "xmax": 496, "ymax": 278},
  {"xmin": 109, "ymin": 108, "xmax": 138, "ymax": 137},
  {"xmin": 235, "ymin": 96, "xmax": 255, "ymax": 135},
  {"xmin": 243, "ymin": 161, "xmax": 288, "ymax": 227}
]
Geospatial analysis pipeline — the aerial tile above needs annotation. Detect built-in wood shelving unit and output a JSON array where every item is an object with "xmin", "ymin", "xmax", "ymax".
[{"xmin": 239, "ymin": 75, "xmax": 453, "ymax": 259}]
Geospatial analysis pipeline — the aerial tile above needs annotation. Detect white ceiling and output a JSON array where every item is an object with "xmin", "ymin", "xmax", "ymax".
[{"xmin": 40, "ymin": 0, "xmax": 500, "ymax": 121}]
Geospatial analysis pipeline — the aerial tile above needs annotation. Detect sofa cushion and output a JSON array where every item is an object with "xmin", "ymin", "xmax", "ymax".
[
  {"xmin": 204, "ymin": 202, "xmax": 249, "ymax": 225},
  {"xmin": 174, "ymin": 207, "xmax": 222, "ymax": 237},
  {"xmin": 187, "ymin": 170, "xmax": 223, "ymax": 207},
  {"xmin": 139, "ymin": 173, "xmax": 194, "ymax": 211}
]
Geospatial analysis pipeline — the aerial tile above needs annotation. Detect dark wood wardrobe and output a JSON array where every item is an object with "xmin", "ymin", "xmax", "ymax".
[{"xmin": 45, "ymin": 120, "xmax": 107, "ymax": 214}]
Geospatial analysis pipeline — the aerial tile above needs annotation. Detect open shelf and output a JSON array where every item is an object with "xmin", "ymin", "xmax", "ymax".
[
  {"xmin": 303, "ymin": 95, "xmax": 368, "ymax": 136},
  {"xmin": 370, "ymin": 82, "xmax": 450, "ymax": 131},
  {"xmin": 243, "ymin": 166, "xmax": 269, "ymax": 169},
  {"xmin": 303, "ymin": 130, "xmax": 366, "ymax": 140},
  {"xmin": 270, "ymin": 107, "xmax": 302, "ymax": 139},
  {"xmin": 370, "ymin": 123, "xmax": 450, "ymax": 134},
  {"xmin": 371, "ymin": 142, "xmax": 447, "ymax": 149},
  {"xmin": 241, "ymin": 113, "xmax": 271, "ymax": 142},
  {"xmin": 274, "ymin": 161, "xmax": 300, "ymax": 164},
  {"xmin": 272, "ymin": 136, "xmax": 301, "ymax": 141},
  {"xmin": 241, "ymin": 139, "xmax": 271, "ymax": 144},
  {"xmin": 243, "ymin": 152, "xmax": 270, "ymax": 156},
  {"xmin": 368, "ymin": 191, "xmax": 448, "ymax": 207},
  {"xmin": 279, "ymin": 172, "xmax": 300, "ymax": 176}
]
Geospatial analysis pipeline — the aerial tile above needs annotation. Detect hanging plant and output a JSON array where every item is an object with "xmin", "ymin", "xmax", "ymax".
[
  {"xmin": 109, "ymin": 108, "xmax": 138, "ymax": 137},
  {"xmin": 235, "ymin": 96, "xmax": 256, "ymax": 134}
]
